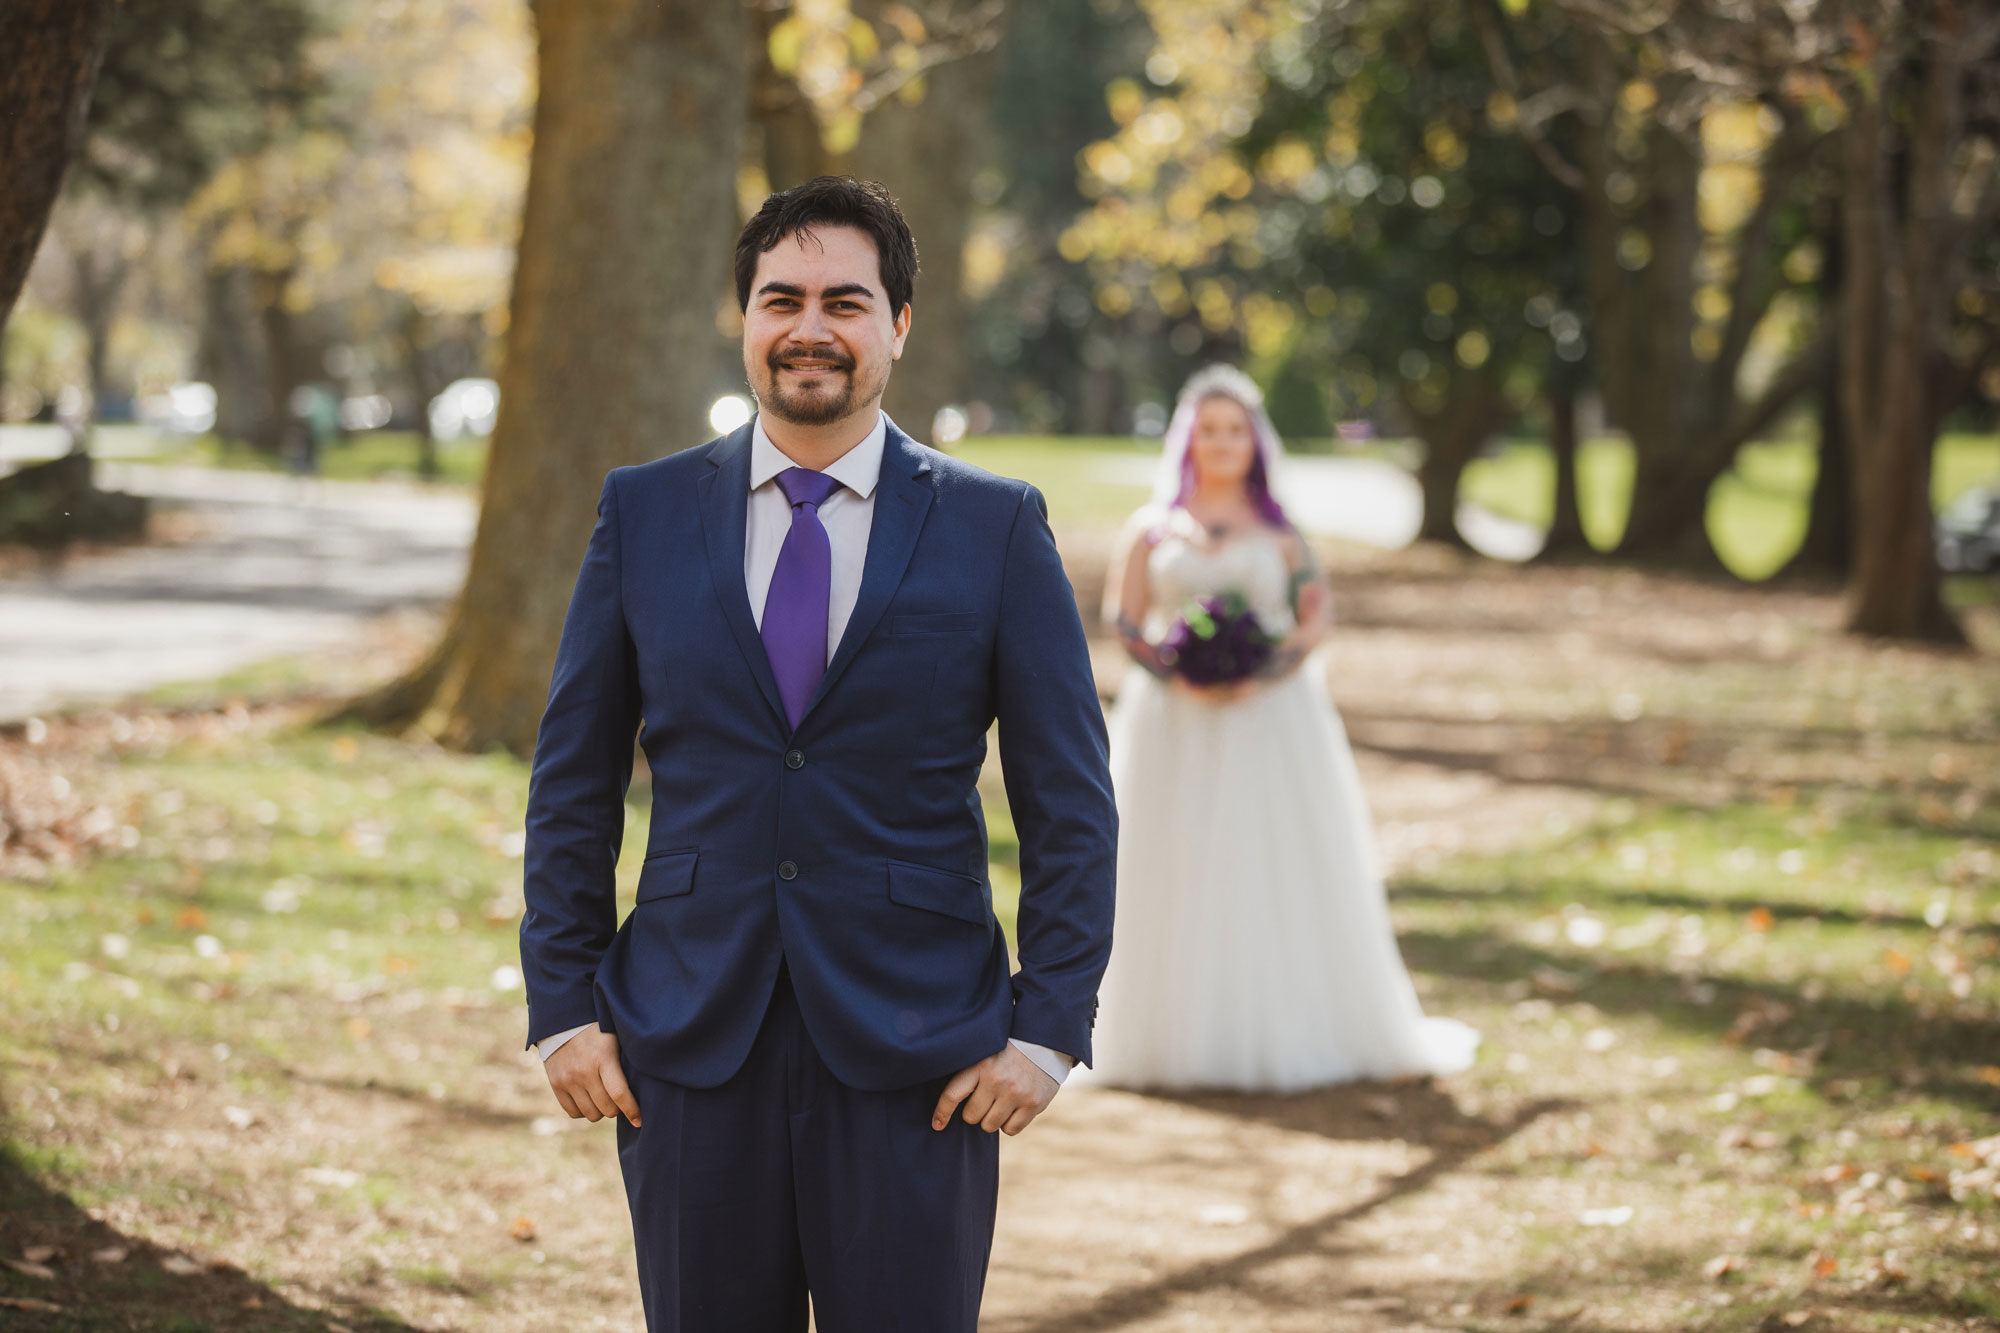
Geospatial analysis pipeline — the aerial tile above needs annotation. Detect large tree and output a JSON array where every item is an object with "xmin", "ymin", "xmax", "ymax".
[
  {"xmin": 358, "ymin": 0, "xmax": 750, "ymax": 752},
  {"xmin": 1480, "ymin": 5, "xmax": 1832, "ymax": 568},
  {"xmin": 1830, "ymin": 2, "xmax": 2000, "ymax": 641},
  {"xmin": 750, "ymin": 0, "xmax": 1008, "ymax": 438},
  {"xmin": 0, "ymin": 1, "xmax": 115, "ymax": 329}
]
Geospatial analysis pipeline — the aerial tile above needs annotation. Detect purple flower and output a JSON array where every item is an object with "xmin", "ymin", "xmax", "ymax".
[{"xmin": 1157, "ymin": 593, "xmax": 1278, "ymax": 685}]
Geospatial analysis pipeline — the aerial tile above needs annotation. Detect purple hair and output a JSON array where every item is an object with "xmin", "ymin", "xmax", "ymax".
[
  {"xmin": 1172, "ymin": 427, "xmax": 1290, "ymax": 529},
  {"xmin": 1150, "ymin": 365, "xmax": 1294, "ymax": 531}
]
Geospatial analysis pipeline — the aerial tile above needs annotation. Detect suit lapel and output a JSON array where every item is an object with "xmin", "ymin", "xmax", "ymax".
[
  {"xmin": 800, "ymin": 421, "xmax": 934, "ymax": 726},
  {"xmin": 696, "ymin": 423, "xmax": 788, "ymax": 731}
]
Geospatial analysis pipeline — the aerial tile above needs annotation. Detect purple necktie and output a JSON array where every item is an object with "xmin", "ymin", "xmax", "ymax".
[{"xmin": 761, "ymin": 466, "xmax": 844, "ymax": 728}]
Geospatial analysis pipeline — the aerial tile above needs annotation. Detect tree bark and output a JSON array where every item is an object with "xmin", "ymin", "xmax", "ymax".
[
  {"xmin": 848, "ymin": 42, "xmax": 1000, "ymax": 442},
  {"xmin": 253, "ymin": 266, "xmax": 300, "ymax": 455},
  {"xmin": 0, "ymin": 0, "xmax": 114, "ymax": 328},
  {"xmin": 1837, "ymin": 25, "xmax": 1967, "ymax": 644},
  {"xmin": 199, "ymin": 262, "xmax": 272, "ymax": 447},
  {"xmin": 70, "ymin": 240, "xmax": 129, "ymax": 448},
  {"xmin": 1411, "ymin": 379, "xmax": 1502, "ymax": 551},
  {"xmin": 1780, "ymin": 355, "xmax": 1851, "ymax": 580},
  {"xmin": 354, "ymin": 0, "xmax": 751, "ymax": 753},
  {"xmin": 1537, "ymin": 369, "xmax": 1593, "ymax": 558}
]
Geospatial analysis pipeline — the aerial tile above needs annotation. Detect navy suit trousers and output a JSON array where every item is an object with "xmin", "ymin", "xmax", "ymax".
[{"xmin": 615, "ymin": 965, "xmax": 1000, "ymax": 1332}]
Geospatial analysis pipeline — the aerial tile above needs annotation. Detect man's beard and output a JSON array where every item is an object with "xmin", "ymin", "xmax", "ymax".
[{"xmin": 759, "ymin": 346, "xmax": 882, "ymax": 426}]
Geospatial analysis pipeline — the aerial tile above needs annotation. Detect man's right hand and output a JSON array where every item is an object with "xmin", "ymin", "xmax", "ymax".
[{"xmin": 544, "ymin": 1027, "xmax": 641, "ymax": 1127}]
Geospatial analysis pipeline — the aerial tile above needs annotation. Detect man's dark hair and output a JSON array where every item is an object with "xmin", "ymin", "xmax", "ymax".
[{"xmin": 734, "ymin": 176, "xmax": 918, "ymax": 315}]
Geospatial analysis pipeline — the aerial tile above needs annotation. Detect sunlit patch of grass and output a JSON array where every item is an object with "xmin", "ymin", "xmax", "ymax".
[
  {"xmin": 177, "ymin": 430, "xmax": 490, "ymax": 486},
  {"xmin": 1461, "ymin": 431, "xmax": 2000, "ymax": 579},
  {"xmin": 1391, "ymin": 778, "xmax": 2000, "ymax": 1330}
]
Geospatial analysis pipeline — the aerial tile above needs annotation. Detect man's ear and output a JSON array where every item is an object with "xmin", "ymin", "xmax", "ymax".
[{"xmin": 891, "ymin": 303, "xmax": 912, "ymax": 361}]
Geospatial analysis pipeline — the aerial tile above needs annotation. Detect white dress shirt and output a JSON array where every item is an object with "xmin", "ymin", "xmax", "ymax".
[{"xmin": 536, "ymin": 412, "xmax": 1073, "ymax": 1090}]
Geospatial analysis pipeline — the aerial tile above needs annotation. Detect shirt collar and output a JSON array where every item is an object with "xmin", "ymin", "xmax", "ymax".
[{"xmin": 749, "ymin": 410, "xmax": 886, "ymax": 500}]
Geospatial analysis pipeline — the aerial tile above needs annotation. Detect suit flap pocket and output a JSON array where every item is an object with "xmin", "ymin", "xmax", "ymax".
[
  {"xmin": 886, "ymin": 860, "xmax": 990, "ymax": 926},
  {"xmin": 889, "ymin": 611, "xmax": 981, "ymax": 636},
  {"xmin": 636, "ymin": 849, "xmax": 698, "ymax": 903}
]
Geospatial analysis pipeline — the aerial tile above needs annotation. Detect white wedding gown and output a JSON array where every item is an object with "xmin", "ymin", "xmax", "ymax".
[{"xmin": 1082, "ymin": 522, "xmax": 1479, "ymax": 1092}]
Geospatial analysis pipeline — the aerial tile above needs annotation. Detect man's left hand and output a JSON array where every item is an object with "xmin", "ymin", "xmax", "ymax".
[{"xmin": 932, "ymin": 1044, "xmax": 1059, "ymax": 1136}]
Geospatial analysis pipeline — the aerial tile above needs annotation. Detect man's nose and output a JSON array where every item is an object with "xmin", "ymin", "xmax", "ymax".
[{"xmin": 791, "ymin": 301, "xmax": 833, "ymax": 344}]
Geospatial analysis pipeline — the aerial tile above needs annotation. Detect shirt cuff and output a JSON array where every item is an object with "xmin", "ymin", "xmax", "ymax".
[
  {"xmin": 1009, "ymin": 1038, "xmax": 1074, "ymax": 1087},
  {"xmin": 534, "ymin": 1023, "xmax": 593, "ymax": 1062}
]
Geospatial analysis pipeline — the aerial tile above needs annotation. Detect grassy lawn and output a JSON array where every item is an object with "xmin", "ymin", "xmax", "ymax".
[
  {"xmin": 1460, "ymin": 432, "xmax": 2000, "ymax": 579},
  {"xmin": 4, "ymin": 544, "xmax": 1996, "ymax": 1329},
  {"xmin": 161, "ymin": 425, "xmax": 2000, "ymax": 586},
  {"xmin": 175, "ymin": 432, "xmax": 490, "ymax": 488}
]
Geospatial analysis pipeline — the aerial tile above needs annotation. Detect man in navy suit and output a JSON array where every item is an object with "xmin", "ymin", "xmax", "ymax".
[{"xmin": 519, "ymin": 176, "xmax": 1117, "ymax": 1331}]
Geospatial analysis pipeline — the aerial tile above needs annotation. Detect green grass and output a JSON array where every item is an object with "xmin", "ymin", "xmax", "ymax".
[
  {"xmin": 1395, "ymin": 789, "xmax": 2000, "ymax": 1330},
  {"xmin": 177, "ymin": 430, "xmax": 489, "ymax": 487},
  {"xmin": 1462, "ymin": 432, "xmax": 2000, "ymax": 579}
]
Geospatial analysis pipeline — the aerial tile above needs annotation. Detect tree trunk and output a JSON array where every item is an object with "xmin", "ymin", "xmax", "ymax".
[
  {"xmin": 200, "ymin": 263, "xmax": 272, "ymax": 447},
  {"xmin": 400, "ymin": 303, "xmax": 444, "ymax": 480},
  {"xmin": 70, "ymin": 242, "xmax": 129, "ymax": 449},
  {"xmin": 355, "ymin": 0, "xmax": 750, "ymax": 753},
  {"xmin": 1837, "ymin": 33, "xmax": 1964, "ymax": 644},
  {"xmin": 1537, "ymin": 369, "xmax": 1592, "ymax": 558},
  {"xmin": 1780, "ymin": 355, "xmax": 1852, "ymax": 580},
  {"xmin": 252, "ymin": 265, "xmax": 300, "ymax": 455},
  {"xmin": 1412, "ymin": 381, "xmax": 1501, "ymax": 550},
  {"xmin": 751, "ymin": 1, "xmax": 836, "ymax": 190},
  {"xmin": 848, "ymin": 37, "xmax": 1001, "ymax": 442},
  {"xmin": 0, "ymin": 1, "xmax": 114, "ymax": 327}
]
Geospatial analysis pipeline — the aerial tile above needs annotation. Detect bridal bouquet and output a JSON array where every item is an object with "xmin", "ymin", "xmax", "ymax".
[{"xmin": 1157, "ymin": 592, "xmax": 1279, "ymax": 685}]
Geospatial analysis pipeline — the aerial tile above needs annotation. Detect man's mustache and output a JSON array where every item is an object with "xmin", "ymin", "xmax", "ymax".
[{"xmin": 769, "ymin": 346, "xmax": 854, "ymax": 373}]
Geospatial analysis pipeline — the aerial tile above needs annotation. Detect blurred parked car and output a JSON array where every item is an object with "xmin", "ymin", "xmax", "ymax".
[
  {"xmin": 428, "ymin": 378, "xmax": 499, "ymax": 440},
  {"xmin": 1937, "ymin": 483, "xmax": 2000, "ymax": 574},
  {"xmin": 137, "ymin": 381, "xmax": 218, "ymax": 435}
]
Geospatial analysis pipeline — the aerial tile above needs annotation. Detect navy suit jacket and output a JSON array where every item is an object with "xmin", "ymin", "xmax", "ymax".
[{"xmin": 520, "ymin": 419, "xmax": 1117, "ymax": 1091}]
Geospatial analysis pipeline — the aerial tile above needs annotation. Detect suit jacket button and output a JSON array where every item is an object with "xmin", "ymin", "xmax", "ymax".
[
  {"xmin": 778, "ymin": 860, "xmax": 799, "ymax": 881},
  {"xmin": 785, "ymin": 749, "xmax": 805, "ymax": 770}
]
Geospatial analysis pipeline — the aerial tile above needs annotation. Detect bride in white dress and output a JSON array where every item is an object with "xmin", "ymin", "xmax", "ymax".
[{"xmin": 1085, "ymin": 365, "xmax": 1478, "ymax": 1092}]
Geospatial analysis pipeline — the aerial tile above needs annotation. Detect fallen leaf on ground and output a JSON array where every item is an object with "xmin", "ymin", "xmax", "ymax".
[
  {"xmin": 160, "ymin": 1254, "xmax": 203, "ymax": 1275},
  {"xmin": 1808, "ymin": 1250, "xmax": 1837, "ymax": 1278},
  {"xmin": 1579, "ymin": 1205, "xmax": 1633, "ymax": 1227},
  {"xmin": 1704, "ymin": 1254, "xmax": 1739, "ymax": 1280},
  {"xmin": 1506, "ymin": 1294, "xmax": 1534, "ymax": 1312},
  {"xmin": 1883, "ymin": 948, "xmax": 1912, "ymax": 974},
  {"xmin": 0, "ymin": 1297, "xmax": 64, "ymax": 1313},
  {"xmin": 510, "ymin": 1215, "xmax": 537, "ymax": 1242},
  {"xmin": 20, "ymin": 1246, "xmax": 57, "ymax": 1264},
  {"xmin": 3, "ymin": 1259, "xmax": 55, "ymax": 1280},
  {"xmin": 1746, "ymin": 907, "xmax": 1774, "ymax": 932},
  {"xmin": 90, "ymin": 1246, "xmax": 127, "ymax": 1264}
]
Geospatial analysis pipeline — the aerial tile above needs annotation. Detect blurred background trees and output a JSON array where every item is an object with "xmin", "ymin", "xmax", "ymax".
[{"xmin": 4, "ymin": 0, "xmax": 1997, "ymax": 748}]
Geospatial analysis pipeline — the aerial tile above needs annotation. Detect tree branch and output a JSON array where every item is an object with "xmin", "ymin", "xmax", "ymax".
[{"xmin": 1474, "ymin": 0, "xmax": 1588, "ymax": 190}]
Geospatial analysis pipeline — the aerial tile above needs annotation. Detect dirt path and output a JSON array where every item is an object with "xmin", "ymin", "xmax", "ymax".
[{"xmin": 5, "ymin": 546, "xmax": 1995, "ymax": 1332}]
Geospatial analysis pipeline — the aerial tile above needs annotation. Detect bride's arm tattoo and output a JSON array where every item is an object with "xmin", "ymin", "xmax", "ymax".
[{"xmin": 1117, "ymin": 614, "xmax": 1175, "ymax": 678}]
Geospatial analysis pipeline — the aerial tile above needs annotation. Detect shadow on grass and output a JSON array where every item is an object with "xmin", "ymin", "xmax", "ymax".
[
  {"xmin": 0, "ymin": 1136, "xmax": 420, "ymax": 1332},
  {"xmin": 996, "ymin": 1097, "xmax": 1567, "ymax": 1333},
  {"xmin": 1396, "ymin": 879, "xmax": 2000, "ymax": 939},
  {"xmin": 1393, "ymin": 920, "xmax": 2000, "ymax": 1113}
]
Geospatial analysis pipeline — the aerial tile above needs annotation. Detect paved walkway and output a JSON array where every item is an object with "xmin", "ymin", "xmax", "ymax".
[
  {"xmin": 0, "ymin": 443, "xmax": 1538, "ymax": 724},
  {"xmin": 0, "ymin": 463, "xmax": 472, "ymax": 721}
]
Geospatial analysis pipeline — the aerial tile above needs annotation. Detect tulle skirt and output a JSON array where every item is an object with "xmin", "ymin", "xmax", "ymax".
[{"xmin": 1081, "ymin": 658, "xmax": 1479, "ymax": 1092}]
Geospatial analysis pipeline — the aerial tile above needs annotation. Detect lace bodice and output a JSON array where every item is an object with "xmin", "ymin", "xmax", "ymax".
[{"xmin": 1143, "ymin": 513, "xmax": 1297, "ymax": 639}]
